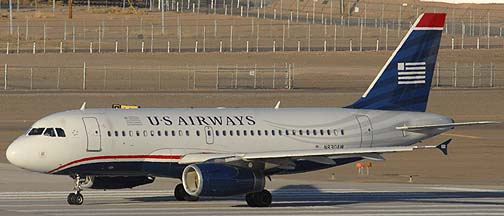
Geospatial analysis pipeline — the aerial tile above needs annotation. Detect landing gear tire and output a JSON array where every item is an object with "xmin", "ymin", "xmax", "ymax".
[
  {"xmin": 67, "ymin": 192, "xmax": 84, "ymax": 205},
  {"xmin": 245, "ymin": 190, "xmax": 272, "ymax": 207},
  {"xmin": 67, "ymin": 174, "xmax": 84, "ymax": 205},
  {"xmin": 174, "ymin": 183, "xmax": 199, "ymax": 201}
]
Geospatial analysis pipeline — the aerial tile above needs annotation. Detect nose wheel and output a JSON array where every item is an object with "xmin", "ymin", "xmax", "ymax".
[{"xmin": 67, "ymin": 175, "xmax": 84, "ymax": 205}]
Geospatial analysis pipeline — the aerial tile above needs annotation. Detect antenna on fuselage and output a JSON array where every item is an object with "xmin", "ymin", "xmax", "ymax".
[
  {"xmin": 80, "ymin": 102, "xmax": 86, "ymax": 110},
  {"xmin": 274, "ymin": 101, "xmax": 281, "ymax": 110}
]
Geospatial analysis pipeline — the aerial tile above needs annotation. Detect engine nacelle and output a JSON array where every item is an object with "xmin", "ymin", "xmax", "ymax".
[
  {"xmin": 81, "ymin": 176, "xmax": 155, "ymax": 189},
  {"xmin": 182, "ymin": 163, "xmax": 265, "ymax": 197}
]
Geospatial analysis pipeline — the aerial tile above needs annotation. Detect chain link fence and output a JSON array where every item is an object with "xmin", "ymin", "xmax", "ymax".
[
  {"xmin": 1, "ymin": 63, "xmax": 293, "ymax": 90},
  {"xmin": 1, "ymin": 62, "xmax": 502, "ymax": 91}
]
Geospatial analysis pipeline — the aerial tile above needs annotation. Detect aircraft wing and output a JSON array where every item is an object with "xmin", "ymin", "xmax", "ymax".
[
  {"xmin": 395, "ymin": 121, "xmax": 500, "ymax": 130},
  {"xmin": 178, "ymin": 140, "xmax": 451, "ymax": 165}
]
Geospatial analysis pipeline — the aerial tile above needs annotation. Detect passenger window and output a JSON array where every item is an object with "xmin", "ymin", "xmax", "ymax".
[
  {"xmin": 264, "ymin": 130, "xmax": 268, "ymax": 136},
  {"xmin": 250, "ymin": 130, "xmax": 254, "ymax": 136},
  {"xmin": 229, "ymin": 130, "xmax": 234, "ymax": 136},
  {"xmin": 278, "ymin": 130, "xmax": 282, "ymax": 136},
  {"xmin": 122, "ymin": 131, "xmax": 126, "ymax": 137},
  {"xmin": 143, "ymin": 131, "xmax": 148, "ymax": 137},
  {"xmin": 28, "ymin": 128, "xmax": 45, "ymax": 136},
  {"xmin": 196, "ymin": 130, "xmax": 200, "ymax": 136},
  {"xmin": 222, "ymin": 130, "xmax": 227, "ymax": 136},
  {"xmin": 43, "ymin": 128, "xmax": 56, "ymax": 137},
  {"xmin": 186, "ymin": 130, "xmax": 190, "ymax": 136},
  {"xmin": 129, "ymin": 131, "xmax": 134, "ymax": 137},
  {"xmin": 285, "ymin": 130, "xmax": 289, "ymax": 136},
  {"xmin": 158, "ymin": 131, "xmax": 162, "ymax": 136},
  {"xmin": 114, "ymin": 131, "xmax": 119, "ymax": 137},
  {"xmin": 178, "ymin": 130, "xmax": 183, "ymax": 136},
  {"xmin": 207, "ymin": 130, "xmax": 211, "ymax": 136},
  {"xmin": 320, "ymin": 129, "xmax": 324, "ymax": 136},
  {"xmin": 313, "ymin": 130, "xmax": 317, "ymax": 136},
  {"xmin": 236, "ymin": 130, "xmax": 240, "ymax": 136},
  {"xmin": 215, "ymin": 130, "xmax": 220, "ymax": 136},
  {"xmin": 271, "ymin": 130, "xmax": 275, "ymax": 136},
  {"xmin": 257, "ymin": 130, "xmax": 261, "ymax": 136},
  {"xmin": 136, "ymin": 131, "xmax": 140, "ymax": 136},
  {"xmin": 292, "ymin": 130, "xmax": 296, "ymax": 135},
  {"xmin": 172, "ymin": 131, "xmax": 176, "ymax": 136},
  {"xmin": 327, "ymin": 129, "xmax": 331, "ymax": 135},
  {"xmin": 150, "ymin": 130, "xmax": 155, "ymax": 136},
  {"xmin": 243, "ymin": 130, "xmax": 247, "ymax": 136},
  {"xmin": 299, "ymin": 130, "xmax": 303, "ymax": 136},
  {"xmin": 333, "ymin": 129, "xmax": 338, "ymax": 136},
  {"xmin": 165, "ymin": 130, "xmax": 169, "ymax": 136},
  {"xmin": 55, "ymin": 128, "xmax": 66, "ymax": 137},
  {"xmin": 107, "ymin": 131, "xmax": 112, "ymax": 137},
  {"xmin": 340, "ymin": 129, "xmax": 345, "ymax": 136},
  {"xmin": 306, "ymin": 130, "xmax": 310, "ymax": 136}
]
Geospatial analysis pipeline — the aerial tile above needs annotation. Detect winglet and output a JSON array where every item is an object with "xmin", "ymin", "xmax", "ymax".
[
  {"xmin": 436, "ymin": 139, "xmax": 451, "ymax": 156},
  {"xmin": 274, "ymin": 101, "xmax": 281, "ymax": 110},
  {"xmin": 80, "ymin": 102, "xmax": 87, "ymax": 110}
]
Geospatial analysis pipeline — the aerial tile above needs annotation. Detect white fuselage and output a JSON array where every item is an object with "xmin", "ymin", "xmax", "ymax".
[{"xmin": 6, "ymin": 107, "xmax": 452, "ymax": 177}]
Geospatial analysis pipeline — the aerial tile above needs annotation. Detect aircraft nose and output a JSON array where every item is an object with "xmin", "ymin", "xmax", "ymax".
[
  {"xmin": 6, "ymin": 141, "xmax": 21, "ymax": 167},
  {"xmin": 5, "ymin": 141, "xmax": 22, "ymax": 167}
]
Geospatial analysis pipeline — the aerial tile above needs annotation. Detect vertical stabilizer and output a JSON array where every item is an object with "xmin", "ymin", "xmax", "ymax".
[{"xmin": 348, "ymin": 13, "xmax": 446, "ymax": 112}]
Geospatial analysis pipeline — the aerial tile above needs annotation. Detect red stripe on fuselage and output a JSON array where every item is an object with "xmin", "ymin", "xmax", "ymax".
[
  {"xmin": 48, "ymin": 155, "xmax": 182, "ymax": 174},
  {"xmin": 416, "ymin": 13, "xmax": 446, "ymax": 28}
]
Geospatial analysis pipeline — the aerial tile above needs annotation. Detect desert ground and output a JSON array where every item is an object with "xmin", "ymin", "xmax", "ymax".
[{"xmin": 0, "ymin": 1, "xmax": 503, "ymax": 190}]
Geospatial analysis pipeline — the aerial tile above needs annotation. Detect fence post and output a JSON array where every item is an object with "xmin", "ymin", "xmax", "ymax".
[
  {"xmin": 472, "ymin": 62, "xmax": 475, "ymax": 88},
  {"xmin": 4, "ymin": 64, "xmax": 7, "ymax": 90},
  {"xmin": 126, "ymin": 25, "xmax": 129, "ymax": 53},
  {"xmin": 246, "ymin": 41, "xmax": 249, "ymax": 52},
  {"xmin": 297, "ymin": 40, "xmax": 300, "ymax": 52},
  {"xmin": 376, "ymin": 39, "xmax": 379, "ymax": 51},
  {"xmin": 104, "ymin": 66, "xmax": 107, "ymax": 90},
  {"xmin": 349, "ymin": 39, "xmax": 353, "ymax": 52},
  {"xmin": 83, "ymin": 62, "xmax": 87, "ymax": 90},
  {"xmin": 30, "ymin": 68, "xmax": 33, "ymax": 90},
  {"xmin": 6, "ymin": 42, "xmax": 9, "ymax": 55},
  {"xmin": 436, "ymin": 62, "xmax": 440, "ymax": 87},
  {"xmin": 477, "ymin": 37, "xmax": 480, "ymax": 50},
  {"xmin": 230, "ymin": 25, "xmax": 233, "ymax": 52},
  {"xmin": 33, "ymin": 42, "xmax": 36, "ymax": 54},
  {"xmin": 115, "ymin": 40, "xmax": 118, "ymax": 53},
  {"xmin": 57, "ymin": 67, "xmax": 61, "ymax": 89},
  {"xmin": 167, "ymin": 41, "xmax": 170, "ymax": 53},
  {"xmin": 273, "ymin": 40, "xmax": 276, "ymax": 52},
  {"xmin": 90, "ymin": 41, "xmax": 93, "ymax": 53},
  {"xmin": 141, "ymin": 41, "xmax": 145, "ymax": 53},
  {"xmin": 451, "ymin": 37, "xmax": 454, "ymax": 50},
  {"xmin": 216, "ymin": 64, "xmax": 219, "ymax": 89},
  {"xmin": 454, "ymin": 62, "xmax": 457, "ymax": 88},
  {"xmin": 490, "ymin": 62, "xmax": 493, "ymax": 87},
  {"xmin": 324, "ymin": 40, "xmax": 327, "ymax": 52},
  {"xmin": 72, "ymin": 25, "xmax": 76, "ymax": 53},
  {"xmin": 195, "ymin": 41, "xmax": 198, "ymax": 53},
  {"xmin": 308, "ymin": 24, "xmax": 311, "ymax": 52}
]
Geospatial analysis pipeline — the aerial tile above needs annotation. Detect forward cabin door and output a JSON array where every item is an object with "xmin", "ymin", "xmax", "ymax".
[
  {"xmin": 356, "ymin": 115, "xmax": 373, "ymax": 148},
  {"xmin": 204, "ymin": 126, "xmax": 214, "ymax": 144},
  {"xmin": 83, "ymin": 117, "xmax": 102, "ymax": 152}
]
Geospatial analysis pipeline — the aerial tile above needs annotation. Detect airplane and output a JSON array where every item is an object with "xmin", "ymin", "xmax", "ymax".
[{"xmin": 5, "ymin": 13, "xmax": 499, "ymax": 207}]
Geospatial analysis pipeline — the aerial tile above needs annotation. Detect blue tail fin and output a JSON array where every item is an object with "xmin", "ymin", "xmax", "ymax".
[{"xmin": 348, "ymin": 13, "xmax": 446, "ymax": 112}]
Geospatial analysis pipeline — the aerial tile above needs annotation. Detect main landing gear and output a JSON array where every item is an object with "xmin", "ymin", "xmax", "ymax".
[
  {"xmin": 67, "ymin": 175, "xmax": 84, "ymax": 205},
  {"xmin": 245, "ymin": 190, "xmax": 272, "ymax": 207},
  {"xmin": 174, "ymin": 183, "xmax": 199, "ymax": 201}
]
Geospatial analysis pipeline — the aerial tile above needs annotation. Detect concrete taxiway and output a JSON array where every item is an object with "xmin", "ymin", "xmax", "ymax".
[{"xmin": 1, "ymin": 163, "xmax": 504, "ymax": 216}]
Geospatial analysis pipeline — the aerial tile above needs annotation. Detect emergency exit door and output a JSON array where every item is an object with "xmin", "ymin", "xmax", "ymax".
[
  {"xmin": 356, "ymin": 115, "xmax": 373, "ymax": 148},
  {"xmin": 204, "ymin": 126, "xmax": 214, "ymax": 144},
  {"xmin": 83, "ymin": 117, "xmax": 102, "ymax": 152}
]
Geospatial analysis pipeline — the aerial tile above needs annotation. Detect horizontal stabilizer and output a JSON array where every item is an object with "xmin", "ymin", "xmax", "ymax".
[
  {"xmin": 414, "ymin": 139, "xmax": 451, "ymax": 156},
  {"xmin": 396, "ymin": 121, "xmax": 500, "ymax": 130}
]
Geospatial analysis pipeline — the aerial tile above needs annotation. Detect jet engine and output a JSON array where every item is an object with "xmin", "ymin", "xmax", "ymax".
[
  {"xmin": 182, "ymin": 163, "xmax": 265, "ymax": 197},
  {"xmin": 81, "ymin": 176, "xmax": 155, "ymax": 189}
]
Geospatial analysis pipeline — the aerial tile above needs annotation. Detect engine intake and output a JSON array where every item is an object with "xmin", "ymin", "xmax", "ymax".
[{"xmin": 182, "ymin": 163, "xmax": 265, "ymax": 197}]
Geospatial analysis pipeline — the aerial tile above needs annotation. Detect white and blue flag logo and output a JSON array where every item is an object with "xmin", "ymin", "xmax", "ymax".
[{"xmin": 397, "ymin": 62, "xmax": 426, "ymax": 85}]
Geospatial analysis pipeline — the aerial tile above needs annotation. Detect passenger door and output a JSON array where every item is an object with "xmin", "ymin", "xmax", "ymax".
[
  {"xmin": 83, "ymin": 117, "xmax": 102, "ymax": 152},
  {"xmin": 356, "ymin": 115, "xmax": 373, "ymax": 148}
]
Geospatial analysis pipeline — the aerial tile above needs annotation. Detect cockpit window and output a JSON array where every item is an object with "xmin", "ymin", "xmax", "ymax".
[
  {"xmin": 28, "ymin": 128, "xmax": 45, "ymax": 135},
  {"xmin": 55, "ymin": 128, "xmax": 66, "ymax": 137},
  {"xmin": 43, "ymin": 128, "xmax": 56, "ymax": 137}
]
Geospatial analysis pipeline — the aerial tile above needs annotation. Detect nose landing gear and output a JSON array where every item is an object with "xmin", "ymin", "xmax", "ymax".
[{"xmin": 67, "ymin": 175, "xmax": 84, "ymax": 205}]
